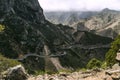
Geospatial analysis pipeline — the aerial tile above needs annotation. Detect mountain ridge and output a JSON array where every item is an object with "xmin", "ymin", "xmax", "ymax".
[{"xmin": 45, "ymin": 8, "xmax": 120, "ymax": 38}]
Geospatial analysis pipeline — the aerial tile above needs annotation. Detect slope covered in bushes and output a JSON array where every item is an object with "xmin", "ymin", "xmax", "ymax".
[
  {"xmin": 0, "ymin": 54, "xmax": 20, "ymax": 73},
  {"xmin": 105, "ymin": 35, "xmax": 120, "ymax": 67}
]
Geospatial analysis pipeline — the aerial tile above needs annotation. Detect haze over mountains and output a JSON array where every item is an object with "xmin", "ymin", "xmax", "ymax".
[
  {"xmin": 39, "ymin": 0, "xmax": 120, "ymax": 11},
  {"xmin": 44, "ymin": 11, "xmax": 98, "ymax": 26},
  {"xmin": 45, "ymin": 8, "xmax": 120, "ymax": 38}
]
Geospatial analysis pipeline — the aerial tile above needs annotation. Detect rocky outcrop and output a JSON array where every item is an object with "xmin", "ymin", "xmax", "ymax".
[
  {"xmin": 116, "ymin": 50, "xmax": 120, "ymax": 61},
  {"xmin": 2, "ymin": 65, "xmax": 28, "ymax": 80},
  {"xmin": 72, "ymin": 20, "xmax": 89, "ymax": 31},
  {"xmin": 0, "ymin": 0, "xmax": 45, "ymax": 23},
  {"xmin": 106, "ymin": 70, "xmax": 120, "ymax": 80},
  {"xmin": 96, "ymin": 28, "xmax": 118, "ymax": 39},
  {"xmin": 105, "ymin": 50, "xmax": 120, "ymax": 80}
]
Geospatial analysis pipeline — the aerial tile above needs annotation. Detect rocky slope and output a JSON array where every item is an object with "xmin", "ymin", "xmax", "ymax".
[
  {"xmin": 45, "ymin": 8, "xmax": 120, "ymax": 38},
  {"xmin": 0, "ymin": 0, "xmax": 113, "ymax": 74},
  {"xmin": 28, "ymin": 69, "xmax": 120, "ymax": 80},
  {"xmin": 2, "ymin": 64, "xmax": 120, "ymax": 80},
  {"xmin": 73, "ymin": 8, "xmax": 120, "ymax": 38}
]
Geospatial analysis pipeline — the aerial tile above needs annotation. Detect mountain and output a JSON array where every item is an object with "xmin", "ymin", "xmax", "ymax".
[
  {"xmin": 45, "ymin": 8, "xmax": 120, "ymax": 38},
  {"xmin": 45, "ymin": 11, "xmax": 98, "ymax": 26},
  {"xmin": 73, "ymin": 8, "xmax": 120, "ymax": 38},
  {"xmin": 85, "ymin": 9, "xmax": 120, "ymax": 38},
  {"xmin": 0, "ymin": 0, "xmax": 113, "ymax": 73}
]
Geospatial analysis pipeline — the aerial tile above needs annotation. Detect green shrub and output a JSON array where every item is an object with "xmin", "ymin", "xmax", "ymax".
[
  {"xmin": 101, "ymin": 61, "xmax": 107, "ymax": 69},
  {"xmin": 105, "ymin": 35, "xmax": 120, "ymax": 67},
  {"xmin": 0, "ymin": 24, "xmax": 5, "ymax": 32},
  {"xmin": 0, "ymin": 54, "xmax": 20, "ymax": 73},
  {"xmin": 34, "ymin": 70, "xmax": 45, "ymax": 75},
  {"xmin": 86, "ymin": 58, "xmax": 102, "ymax": 69}
]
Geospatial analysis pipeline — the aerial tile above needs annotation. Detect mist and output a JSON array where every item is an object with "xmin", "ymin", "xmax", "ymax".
[{"xmin": 39, "ymin": 0, "xmax": 120, "ymax": 11}]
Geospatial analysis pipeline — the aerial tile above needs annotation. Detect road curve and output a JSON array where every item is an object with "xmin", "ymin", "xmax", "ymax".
[{"xmin": 14, "ymin": 52, "xmax": 67, "ymax": 61}]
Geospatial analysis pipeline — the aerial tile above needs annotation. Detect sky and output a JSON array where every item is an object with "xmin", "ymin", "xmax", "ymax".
[{"xmin": 38, "ymin": 0, "xmax": 120, "ymax": 11}]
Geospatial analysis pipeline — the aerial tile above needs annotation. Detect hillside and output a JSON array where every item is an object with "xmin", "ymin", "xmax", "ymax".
[
  {"xmin": 74, "ymin": 8, "xmax": 120, "ymax": 38},
  {"xmin": 105, "ymin": 35, "xmax": 120, "ymax": 66},
  {"xmin": 0, "ymin": 0, "xmax": 113, "ymax": 74},
  {"xmin": 45, "ymin": 8, "xmax": 120, "ymax": 38}
]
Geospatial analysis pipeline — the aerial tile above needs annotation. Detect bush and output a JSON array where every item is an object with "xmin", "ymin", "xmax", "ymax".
[
  {"xmin": 86, "ymin": 58, "xmax": 102, "ymax": 69},
  {"xmin": 101, "ymin": 61, "xmax": 107, "ymax": 69},
  {"xmin": 0, "ymin": 54, "xmax": 20, "ymax": 73},
  {"xmin": 0, "ymin": 24, "xmax": 5, "ymax": 32},
  {"xmin": 105, "ymin": 35, "xmax": 120, "ymax": 67}
]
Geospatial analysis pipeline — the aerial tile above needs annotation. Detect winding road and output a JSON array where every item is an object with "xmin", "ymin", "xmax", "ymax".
[
  {"xmin": 60, "ymin": 44, "xmax": 110, "ymax": 49},
  {"xmin": 14, "ymin": 44, "xmax": 110, "ymax": 61},
  {"xmin": 14, "ymin": 52, "xmax": 67, "ymax": 61}
]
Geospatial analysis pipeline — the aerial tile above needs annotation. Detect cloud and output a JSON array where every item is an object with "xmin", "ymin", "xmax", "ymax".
[{"xmin": 38, "ymin": 0, "xmax": 120, "ymax": 11}]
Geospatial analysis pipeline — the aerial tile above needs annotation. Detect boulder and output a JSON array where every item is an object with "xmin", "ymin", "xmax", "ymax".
[
  {"xmin": 4, "ymin": 65, "xmax": 29, "ymax": 80},
  {"xmin": 106, "ymin": 70, "xmax": 120, "ymax": 80},
  {"xmin": 116, "ymin": 52, "xmax": 120, "ymax": 61},
  {"xmin": 112, "ymin": 63, "xmax": 120, "ymax": 70}
]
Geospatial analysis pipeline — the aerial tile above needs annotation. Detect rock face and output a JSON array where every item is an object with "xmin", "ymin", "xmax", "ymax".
[
  {"xmin": 0, "ymin": 0, "xmax": 45, "ymax": 23},
  {"xmin": 0, "ymin": 0, "xmax": 113, "ymax": 72},
  {"xmin": 3, "ymin": 65, "xmax": 28, "ymax": 80}
]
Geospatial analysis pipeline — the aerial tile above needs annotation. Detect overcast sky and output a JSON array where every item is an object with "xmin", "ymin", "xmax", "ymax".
[{"xmin": 38, "ymin": 0, "xmax": 120, "ymax": 11}]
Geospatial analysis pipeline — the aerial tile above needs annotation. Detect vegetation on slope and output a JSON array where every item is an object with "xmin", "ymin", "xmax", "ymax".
[
  {"xmin": 105, "ymin": 35, "xmax": 120, "ymax": 67},
  {"xmin": 0, "ymin": 24, "xmax": 5, "ymax": 32},
  {"xmin": 0, "ymin": 54, "xmax": 20, "ymax": 73},
  {"xmin": 86, "ymin": 58, "xmax": 102, "ymax": 69},
  {"xmin": 74, "ymin": 31, "xmax": 113, "ymax": 45}
]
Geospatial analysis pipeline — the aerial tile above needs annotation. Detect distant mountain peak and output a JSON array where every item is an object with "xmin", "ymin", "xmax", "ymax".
[
  {"xmin": 102, "ymin": 8, "xmax": 111, "ymax": 11},
  {"xmin": 101, "ymin": 8, "xmax": 118, "ymax": 13}
]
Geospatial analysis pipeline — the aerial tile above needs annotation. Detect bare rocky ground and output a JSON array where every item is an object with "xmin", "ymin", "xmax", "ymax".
[
  {"xmin": 1, "ymin": 63, "xmax": 120, "ymax": 80},
  {"xmin": 28, "ymin": 69, "xmax": 120, "ymax": 80}
]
